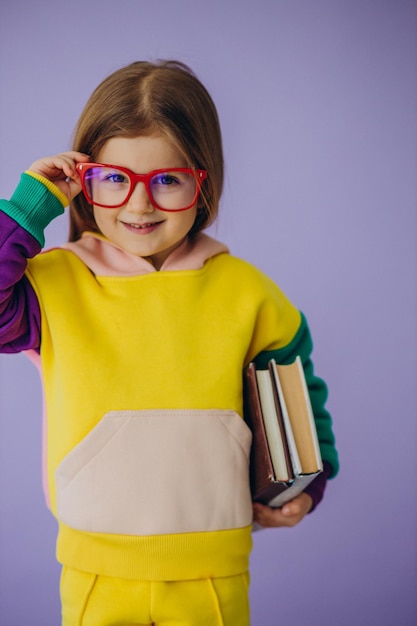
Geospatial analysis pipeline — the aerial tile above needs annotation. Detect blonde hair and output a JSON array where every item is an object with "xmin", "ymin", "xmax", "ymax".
[{"xmin": 69, "ymin": 60, "xmax": 224, "ymax": 241}]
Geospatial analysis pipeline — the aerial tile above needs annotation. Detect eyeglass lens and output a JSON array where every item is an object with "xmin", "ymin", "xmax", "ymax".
[{"xmin": 84, "ymin": 166, "xmax": 199, "ymax": 210}]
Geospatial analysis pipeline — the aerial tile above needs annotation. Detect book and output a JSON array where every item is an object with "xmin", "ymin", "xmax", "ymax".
[{"xmin": 244, "ymin": 356, "xmax": 322, "ymax": 509}]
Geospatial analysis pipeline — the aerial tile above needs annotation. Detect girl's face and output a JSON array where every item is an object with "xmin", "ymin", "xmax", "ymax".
[{"xmin": 92, "ymin": 135, "xmax": 198, "ymax": 269}]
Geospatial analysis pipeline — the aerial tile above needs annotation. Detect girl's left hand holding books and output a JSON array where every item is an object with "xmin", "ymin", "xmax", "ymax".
[{"xmin": 252, "ymin": 492, "xmax": 313, "ymax": 528}]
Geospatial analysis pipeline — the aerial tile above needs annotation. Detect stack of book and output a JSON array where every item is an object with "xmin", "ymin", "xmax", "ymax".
[{"xmin": 244, "ymin": 356, "xmax": 322, "ymax": 508}]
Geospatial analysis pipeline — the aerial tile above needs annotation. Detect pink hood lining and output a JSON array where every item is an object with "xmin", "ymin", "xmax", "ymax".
[{"xmin": 62, "ymin": 232, "xmax": 229, "ymax": 277}]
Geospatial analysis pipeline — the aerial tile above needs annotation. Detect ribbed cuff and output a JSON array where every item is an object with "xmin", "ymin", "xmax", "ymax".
[
  {"xmin": 0, "ymin": 173, "xmax": 66, "ymax": 246},
  {"xmin": 25, "ymin": 170, "xmax": 69, "ymax": 208}
]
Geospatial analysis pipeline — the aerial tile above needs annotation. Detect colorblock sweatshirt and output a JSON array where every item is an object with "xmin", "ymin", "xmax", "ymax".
[{"xmin": 0, "ymin": 173, "xmax": 339, "ymax": 581}]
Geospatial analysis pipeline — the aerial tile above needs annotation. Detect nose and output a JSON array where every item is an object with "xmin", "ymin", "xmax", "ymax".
[{"xmin": 125, "ymin": 182, "xmax": 154, "ymax": 214}]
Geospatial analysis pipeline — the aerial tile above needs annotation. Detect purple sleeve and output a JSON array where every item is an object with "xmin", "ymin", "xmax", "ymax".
[
  {"xmin": 0, "ymin": 211, "xmax": 42, "ymax": 352},
  {"xmin": 303, "ymin": 461, "xmax": 332, "ymax": 513}
]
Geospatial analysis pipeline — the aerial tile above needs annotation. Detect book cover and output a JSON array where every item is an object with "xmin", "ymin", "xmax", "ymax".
[
  {"xmin": 244, "ymin": 357, "xmax": 322, "ymax": 509},
  {"xmin": 273, "ymin": 357, "xmax": 322, "ymax": 476},
  {"xmin": 243, "ymin": 363, "xmax": 289, "ymax": 505}
]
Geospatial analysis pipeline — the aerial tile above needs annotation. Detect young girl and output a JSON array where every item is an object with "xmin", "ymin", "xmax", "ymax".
[{"xmin": 0, "ymin": 60, "xmax": 338, "ymax": 626}]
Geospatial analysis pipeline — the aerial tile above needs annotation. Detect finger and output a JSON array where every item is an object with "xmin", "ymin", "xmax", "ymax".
[
  {"xmin": 281, "ymin": 502, "xmax": 301, "ymax": 517},
  {"xmin": 29, "ymin": 152, "xmax": 90, "ymax": 180},
  {"xmin": 253, "ymin": 503, "xmax": 287, "ymax": 527},
  {"xmin": 57, "ymin": 152, "xmax": 90, "ymax": 178},
  {"xmin": 253, "ymin": 500, "xmax": 308, "ymax": 528},
  {"xmin": 286, "ymin": 493, "xmax": 313, "ymax": 516}
]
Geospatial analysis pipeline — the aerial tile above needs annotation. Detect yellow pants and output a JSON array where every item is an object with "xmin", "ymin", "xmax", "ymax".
[{"xmin": 60, "ymin": 567, "xmax": 250, "ymax": 626}]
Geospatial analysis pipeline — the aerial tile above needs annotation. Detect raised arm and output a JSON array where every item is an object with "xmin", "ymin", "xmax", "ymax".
[{"xmin": 0, "ymin": 152, "xmax": 89, "ymax": 352}]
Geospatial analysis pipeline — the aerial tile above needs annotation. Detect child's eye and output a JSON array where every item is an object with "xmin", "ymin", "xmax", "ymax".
[
  {"xmin": 104, "ymin": 172, "xmax": 128, "ymax": 184},
  {"xmin": 152, "ymin": 173, "xmax": 180, "ymax": 186}
]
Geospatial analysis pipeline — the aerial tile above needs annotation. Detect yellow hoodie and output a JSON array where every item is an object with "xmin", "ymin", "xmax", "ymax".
[{"xmin": 25, "ymin": 232, "xmax": 301, "ymax": 581}]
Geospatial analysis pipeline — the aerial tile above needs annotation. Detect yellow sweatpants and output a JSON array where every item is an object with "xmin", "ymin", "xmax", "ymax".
[{"xmin": 60, "ymin": 567, "xmax": 250, "ymax": 626}]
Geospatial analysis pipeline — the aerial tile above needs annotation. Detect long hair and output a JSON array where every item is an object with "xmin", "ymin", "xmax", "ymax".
[{"xmin": 69, "ymin": 60, "xmax": 224, "ymax": 241}]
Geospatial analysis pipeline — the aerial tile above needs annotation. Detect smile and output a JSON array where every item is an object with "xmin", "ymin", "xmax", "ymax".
[{"xmin": 121, "ymin": 221, "xmax": 162, "ymax": 233}]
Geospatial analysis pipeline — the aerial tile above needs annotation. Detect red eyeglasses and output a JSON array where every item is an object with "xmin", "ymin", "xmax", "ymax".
[{"xmin": 76, "ymin": 163, "xmax": 207, "ymax": 212}]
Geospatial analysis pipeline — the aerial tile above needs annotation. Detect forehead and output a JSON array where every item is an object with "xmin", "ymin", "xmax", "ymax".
[{"xmin": 97, "ymin": 135, "xmax": 187, "ymax": 171}]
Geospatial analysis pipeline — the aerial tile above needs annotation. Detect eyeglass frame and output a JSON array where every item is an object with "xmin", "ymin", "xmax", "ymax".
[{"xmin": 76, "ymin": 162, "xmax": 208, "ymax": 212}]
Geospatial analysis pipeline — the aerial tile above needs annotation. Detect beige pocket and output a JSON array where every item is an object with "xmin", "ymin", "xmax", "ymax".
[{"xmin": 55, "ymin": 409, "xmax": 253, "ymax": 536}]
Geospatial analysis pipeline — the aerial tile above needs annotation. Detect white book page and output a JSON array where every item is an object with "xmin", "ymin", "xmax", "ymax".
[{"xmin": 255, "ymin": 370, "xmax": 291, "ymax": 482}]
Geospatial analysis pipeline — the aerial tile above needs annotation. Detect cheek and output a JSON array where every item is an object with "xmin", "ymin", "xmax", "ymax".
[{"xmin": 180, "ymin": 207, "xmax": 198, "ymax": 233}]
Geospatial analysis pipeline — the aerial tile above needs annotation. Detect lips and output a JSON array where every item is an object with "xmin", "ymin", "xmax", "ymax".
[{"xmin": 121, "ymin": 221, "xmax": 162, "ymax": 234}]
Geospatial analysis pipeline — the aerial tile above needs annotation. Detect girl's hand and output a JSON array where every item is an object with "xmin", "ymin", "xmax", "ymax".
[
  {"xmin": 28, "ymin": 151, "xmax": 90, "ymax": 202},
  {"xmin": 252, "ymin": 492, "xmax": 313, "ymax": 528}
]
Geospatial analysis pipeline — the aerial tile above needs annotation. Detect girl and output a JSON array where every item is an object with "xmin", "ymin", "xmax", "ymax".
[{"xmin": 0, "ymin": 60, "xmax": 338, "ymax": 626}]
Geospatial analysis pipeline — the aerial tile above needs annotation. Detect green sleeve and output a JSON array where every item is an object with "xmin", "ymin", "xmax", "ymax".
[
  {"xmin": 0, "ymin": 173, "xmax": 65, "ymax": 247},
  {"xmin": 252, "ymin": 313, "xmax": 339, "ymax": 477}
]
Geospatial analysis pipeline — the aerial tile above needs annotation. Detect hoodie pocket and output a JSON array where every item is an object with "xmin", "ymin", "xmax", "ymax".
[{"xmin": 55, "ymin": 409, "xmax": 253, "ymax": 536}]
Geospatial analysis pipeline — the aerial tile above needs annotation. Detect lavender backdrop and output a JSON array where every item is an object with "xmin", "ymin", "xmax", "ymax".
[{"xmin": 1, "ymin": 1, "xmax": 416, "ymax": 624}]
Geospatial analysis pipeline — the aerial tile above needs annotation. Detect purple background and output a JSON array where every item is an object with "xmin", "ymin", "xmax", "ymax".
[{"xmin": 1, "ymin": 1, "xmax": 416, "ymax": 624}]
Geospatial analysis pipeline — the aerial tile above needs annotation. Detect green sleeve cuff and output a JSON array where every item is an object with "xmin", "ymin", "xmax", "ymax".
[
  {"xmin": 25, "ymin": 170, "xmax": 69, "ymax": 207},
  {"xmin": 252, "ymin": 313, "xmax": 340, "ymax": 478},
  {"xmin": 0, "ymin": 172, "xmax": 66, "ymax": 247}
]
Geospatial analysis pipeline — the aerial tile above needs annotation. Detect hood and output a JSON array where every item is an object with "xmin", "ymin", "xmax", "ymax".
[{"xmin": 62, "ymin": 232, "xmax": 229, "ymax": 277}]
